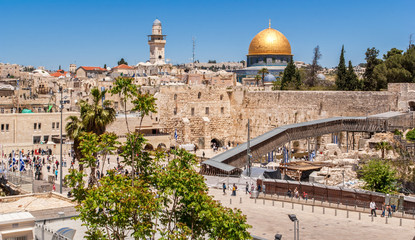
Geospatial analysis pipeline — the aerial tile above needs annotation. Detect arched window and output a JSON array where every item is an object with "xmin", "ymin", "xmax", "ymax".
[
  {"xmin": 174, "ymin": 94, "xmax": 177, "ymax": 100},
  {"xmin": 220, "ymin": 94, "xmax": 223, "ymax": 100},
  {"xmin": 198, "ymin": 92, "xmax": 201, "ymax": 99}
]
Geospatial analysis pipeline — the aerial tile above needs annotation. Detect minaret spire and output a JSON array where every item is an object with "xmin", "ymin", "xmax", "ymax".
[{"xmin": 269, "ymin": 19, "xmax": 271, "ymax": 28}]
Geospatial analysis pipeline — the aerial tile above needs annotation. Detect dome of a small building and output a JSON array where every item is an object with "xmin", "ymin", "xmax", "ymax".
[
  {"xmin": 264, "ymin": 73, "xmax": 276, "ymax": 82},
  {"xmin": 317, "ymin": 73, "xmax": 326, "ymax": 80}
]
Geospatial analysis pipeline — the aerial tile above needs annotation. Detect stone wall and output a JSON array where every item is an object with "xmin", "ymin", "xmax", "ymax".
[{"xmin": 155, "ymin": 83, "xmax": 415, "ymax": 149}]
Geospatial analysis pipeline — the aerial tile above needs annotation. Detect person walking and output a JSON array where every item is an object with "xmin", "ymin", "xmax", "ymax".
[
  {"xmin": 381, "ymin": 202, "xmax": 386, "ymax": 217},
  {"xmin": 222, "ymin": 182, "xmax": 226, "ymax": 195},
  {"xmin": 370, "ymin": 201, "xmax": 377, "ymax": 217},
  {"xmin": 55, "ymin": 169, "xmax": 58, "ymax": 181},
  {"xmin": 245, "ymin": 182, "xmax": 249, "ymax": 194},
  {"xmin": 387, "ymin": 204, "xmax": 392, "ymax": 218}
]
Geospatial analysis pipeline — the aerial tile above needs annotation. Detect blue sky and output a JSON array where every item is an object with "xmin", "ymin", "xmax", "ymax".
[{"xmin": 0, "ymin": 0, "xmax": 414, "ymax": 70}]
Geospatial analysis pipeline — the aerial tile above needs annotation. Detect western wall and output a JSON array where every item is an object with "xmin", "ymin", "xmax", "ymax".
[{"xmin": 155, "ymin": 83, "xmax": 415, "ymax": 149}]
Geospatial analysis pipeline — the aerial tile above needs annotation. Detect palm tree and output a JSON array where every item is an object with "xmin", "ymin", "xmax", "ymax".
[
  {"xmin": 132, "ymin": 91, "xmax": 157, "ymax": 133},
  {"xmin": 110, "ymin": 77, "xmax": 137, "ymax": 133},
  {"xmin": 376, "ymin": 141, "xmax": 393, "ymax": 159},
  {"xmin": 257, "ymin": 68, "xmax": 269, "ymax": 86},
  {"xmin": 66, "ymin": 88, "xmax": 116, "ymax": 171},
  {"xmin": 254, "ymin": 75, "xmax": 261, "ymax": 86},
  {"xmin": 80, "ymin": 88, "xmax": 116, "ymax": 135},
  {"xmin": 65, "ymin": 115, "xmax": 84, "ymax": 171}
]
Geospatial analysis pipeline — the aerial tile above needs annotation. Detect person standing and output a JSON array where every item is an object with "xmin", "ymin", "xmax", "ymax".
[
  {"xmin": 54, "ymin": 169, "xmax": 58, "ymax": 181},
  {"xmin": 222, "ymin": 182, "xmax": 226, "ymax": 195},
  {"xmin": 232, "ymin": 184, "xmax": 237, "ymax": 196},
  {"xmin": 245, "ymin": 182, "xmax": 249, "ymax": 194},
  {"xmin": 381, "ymin": 202, "xmax": 386, "ymax": 217},
  {"xmin": 387, "ymin": 204, "xmax": 392, "ymax": 218},
  {"xmin": 370, "ymin": 201, "xmax": 377, "ymax": 217}
]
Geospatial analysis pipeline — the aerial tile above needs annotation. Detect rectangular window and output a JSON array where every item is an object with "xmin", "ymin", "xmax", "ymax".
[
  {"xmin": 1, "ymin": 124, "xmax": 3, "ymax": 132},
  {"xmin": 52, "ymin": 122, "xmax": 55, "ymax": 129},
  {"xmin": 221, "ymin": 107, "xmax": 224, "ymax": 114},
  {"xmin": 33, "ymin": 136, "xmax": 41, "ymax": 144},
  {"xmin": 43, "ymin": 135, "xmax": 49, "ymax": 143},
  {"xmin": 34, "ymin": 123, "xmax": 37, "ymax": 130},
  {"xmin": 38, "ymin": 123, "xmax": 41, "ymax": 130},
  {"xmin": 56, "ymin": 122, "xmax": 59, "ymax": 129},
  {"xmin": 173, "ymin": 108, "xmax": 177, "ymax": 115},
  {"xmin": 205, "ymin": 107, "xmax": 209, "ymax": 115},
  {"xmin": 0, "ymin": 108, "xmax": 4, "ymax": 113},
  {"xmin": 6, "ymin": 124, "xmax": 9, "ymax": 131},
  {"xmin": 191, "ymin": 108, "xmax": 195, "ymax": 116}
]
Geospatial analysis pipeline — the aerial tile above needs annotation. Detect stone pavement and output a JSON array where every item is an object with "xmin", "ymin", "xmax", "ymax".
[{"xmin": 208, "ymin": 188, "xmax": 415, "ymax": 240}]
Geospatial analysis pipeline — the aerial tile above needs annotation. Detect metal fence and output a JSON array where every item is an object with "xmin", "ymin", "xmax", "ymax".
[{"xmin": 257, "ymin": 179, "xmax": 415, "ymax": 215}]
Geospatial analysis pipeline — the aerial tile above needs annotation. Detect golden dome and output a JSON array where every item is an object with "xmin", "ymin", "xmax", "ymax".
[{"xmin": 248, "ymin": 27, "xmax": 291, "ymax": 56}]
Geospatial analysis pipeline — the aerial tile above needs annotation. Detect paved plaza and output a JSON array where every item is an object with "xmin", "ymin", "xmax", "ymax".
[{"xmin": 209, "ymin": 188, "xmax": 415, "ymax": 240}]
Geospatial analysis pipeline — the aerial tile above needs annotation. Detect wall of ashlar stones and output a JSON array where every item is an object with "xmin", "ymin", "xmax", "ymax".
[{"xmin": 156, "ymin": 84, "xmax": 415, "ymax": 149}]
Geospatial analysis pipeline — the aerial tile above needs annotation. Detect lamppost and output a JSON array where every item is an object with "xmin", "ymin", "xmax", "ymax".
[
  {"xmin": 59, "ymin": 86, "xmax": 63, "ymax": 194},
  {"xmin": 288, "ymin": 214, "xmax": 299, "ymax": 240}
]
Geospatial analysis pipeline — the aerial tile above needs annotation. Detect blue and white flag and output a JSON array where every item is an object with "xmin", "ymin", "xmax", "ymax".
[
  {"xmin": 19, "ymin": 152, "xmax": 25, "ymax": 172},
  {"xmin": 283, "ymin": 147, "xmax": 289, "ymax": 163},
  {"xmin": 174, "ymin": 129, "xmax": 178, "ymax": 140},
  {"xmin": 309, "ymin": 150, "xmax": 315, "ymax": 162}
]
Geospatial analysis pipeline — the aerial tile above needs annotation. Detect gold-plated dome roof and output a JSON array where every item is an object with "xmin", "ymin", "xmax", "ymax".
[{"xmin": 248, "ymin": 27, "xmax": 291, "ymax": 56}]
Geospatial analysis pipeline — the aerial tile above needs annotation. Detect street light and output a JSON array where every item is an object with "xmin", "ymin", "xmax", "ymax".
[
  {"xmin": 288, "ymin": 214, "xmax": 299, "ymax": 240},
  {"xmin": 59, "ymin": 86, "xmax": 63, "ymax": 194}
]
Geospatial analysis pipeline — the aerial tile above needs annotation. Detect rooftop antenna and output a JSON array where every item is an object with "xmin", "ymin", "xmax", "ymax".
[
  {"xmin": 269, "ymin": 19, "xmax": 271, "ymax": 28},
  {"xmin": 192, "ymin": 37, "xmax": 196, "ymax": 66}
]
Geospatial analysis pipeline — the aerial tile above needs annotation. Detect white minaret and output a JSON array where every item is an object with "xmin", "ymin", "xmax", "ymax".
[{"xmin": 148, "ymin": 19, "xmax": 166, "ymax": 64}]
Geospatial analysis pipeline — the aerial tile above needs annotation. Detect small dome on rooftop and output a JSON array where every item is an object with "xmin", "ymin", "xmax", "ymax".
[
  {"xmin": 153, "ymin": 19, "xmax": 161, "ymax": 26},
  {"xmin": 264, "ymin": 73, "xmax": 276, "ymax": 82}
]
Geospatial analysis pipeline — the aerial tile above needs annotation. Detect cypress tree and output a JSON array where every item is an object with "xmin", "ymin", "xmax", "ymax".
[
  {"xmin": 281, "ymin": 59, "xmax": 296, "ymax": 90},
  {"xmin": 336, "ymin": 45, "xmax": 347, "ymax": 90},
  {"xmin": 345, "ymin": 60, "xmax": 359, "ymax": 90}
]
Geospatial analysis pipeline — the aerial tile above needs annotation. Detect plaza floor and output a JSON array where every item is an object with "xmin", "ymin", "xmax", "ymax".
[{"xmin": 208, "ymin": 188, "xmax": 415, "ymax": 240}]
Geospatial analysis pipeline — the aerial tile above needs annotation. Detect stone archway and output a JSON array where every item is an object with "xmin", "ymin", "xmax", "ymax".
[
  {"xmin": 144, "ymin": 144, "xmax": 154, "ymax": 151},
  {"xmin": 210, "ymin": 138, "xmax": 222, "ymax": 148},
  {"xmin": 157, "ymin": 143, "xmax": 167, "ymax": 150}
]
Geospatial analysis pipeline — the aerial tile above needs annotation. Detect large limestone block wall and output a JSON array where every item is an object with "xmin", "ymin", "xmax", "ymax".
[
  {"xmin": 155, "ymin": 84, "xmax": 415, "ymax": 149},
  {"xmin": 229, "ymin": 89, "xmax": 400, "ymax": 142}
]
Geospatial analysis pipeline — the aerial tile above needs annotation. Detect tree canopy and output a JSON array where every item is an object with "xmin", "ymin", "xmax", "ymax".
[
  {"xmin": 118, "ymin": 58, "xmax": 128, "ymax": 66},
  {"xmin": 359, "ymin": 159, "xmax": 397, "ymax": 194}
]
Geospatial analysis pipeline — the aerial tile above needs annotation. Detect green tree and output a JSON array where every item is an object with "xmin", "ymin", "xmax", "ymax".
[
  {"xmin": 104, "ymin": 64, "xmax": 107, "ymax": 69},
  {"xmin": 66, "ymin": 88, "xmax": 116, "ymax": 170},
  {"xmin": 258, "ymin": 68, "xmax": 269, "ymax": 86},
  {"xmin": 74, "ymin": 172, "xmax": 158, "ymax": 239},
  {"xmin": 406, "ymin": 128, "xmax": 415, "ymax": 141},
  {"xmin": 372, "ymin": 46, "xmax": 415, "ymax": 87},
  {"xmin": 375, "ymin": 141, "xmax": 393, "ymax": 159},
  {"xmin": 306, "ymin": 45, "xmax": 322, "ymax": 87},
  {"xmin": 65, "ymin": 115, "xmax": 84, "ymax": 170},
  {"xmin": 118, "ymin": 58, "xmax": 128, "ymax": 66},
  {"xmin": 345, "ymin": 60, "xmax": 359, "ymax": 90},
  {"xmin": 280, "ymin": 59, "xmax": 296, "ymax": 90},
  {"xmin": 110, "ymin": 77, "xmax": 137, "ymax": 133},
  {"xmin": 131, "ymin": 90, "xmax": 157, "ymax": 133},
  {"xmin": 80, "ymin": 88, "xmax": 116, "ymax": 136},
  {"xmin": 362, "ymin": 47, "xmax": 382, "ymax": 91},
  {"xmin": 336, "ymin": 45, "xmax": 347, "ymax": 90},
  {"xmin": 383, "ymin": 48, "xmax": 404, "ymax": 60},
  {"xmin": 156, "ymin": 149, "xmax": 251, "ymax": 239},
  {"xmin": 359, "ymin": 159, "xmax": 397, "ymax": 194}
]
